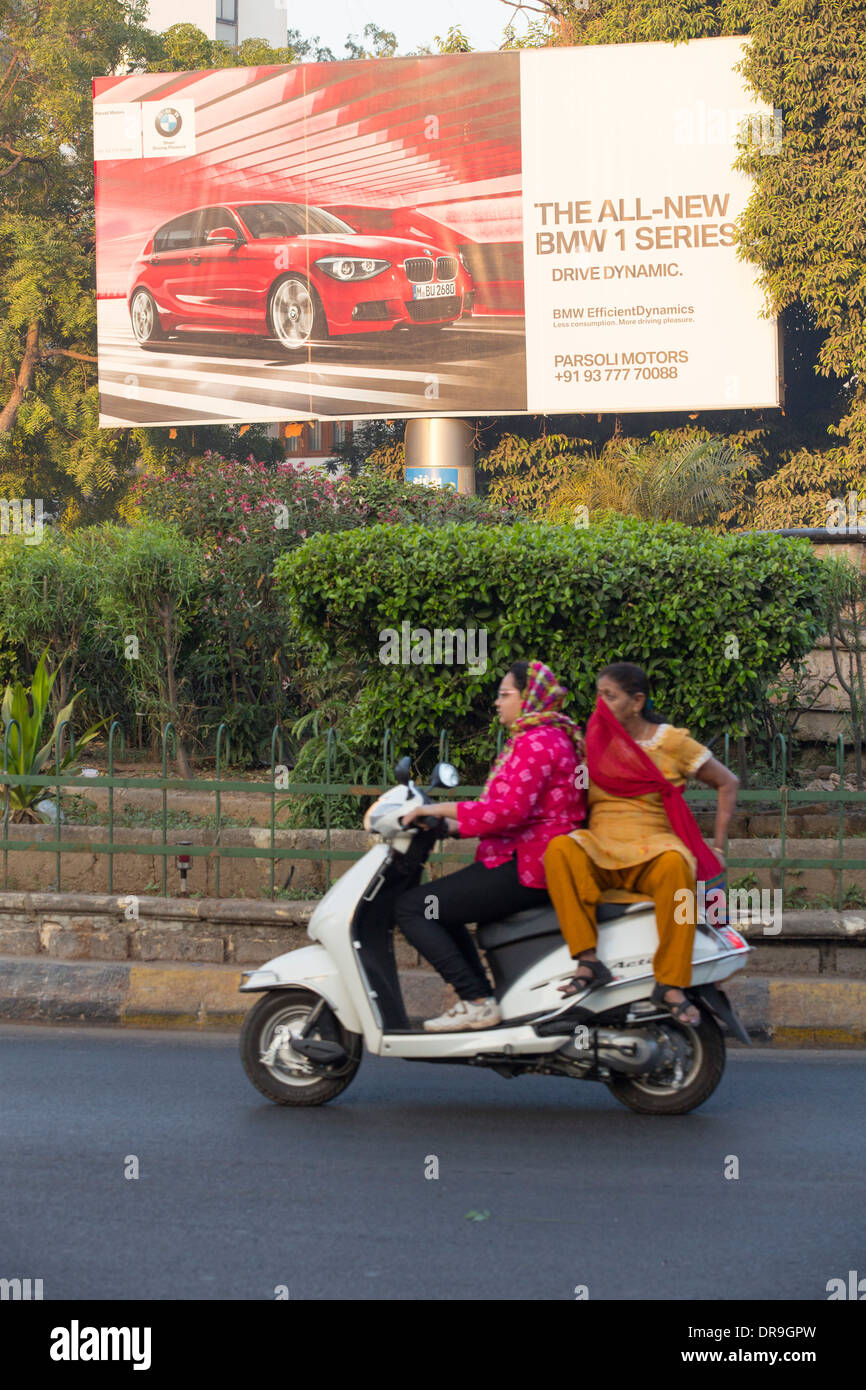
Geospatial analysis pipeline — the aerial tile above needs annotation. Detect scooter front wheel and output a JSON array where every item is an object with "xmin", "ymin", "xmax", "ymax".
[
  {"xmin": 607, "ymin": 1011, "xmax": 725, "ymax": 1115},
  {"xmin": 240, "ymin": 988, "xmax": 362, "ymax": 1106}
]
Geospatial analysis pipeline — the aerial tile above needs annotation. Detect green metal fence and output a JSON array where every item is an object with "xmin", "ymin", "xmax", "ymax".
[{"xmin": 2, "ymin": 721, "xmax": 865, "ymax": 908}]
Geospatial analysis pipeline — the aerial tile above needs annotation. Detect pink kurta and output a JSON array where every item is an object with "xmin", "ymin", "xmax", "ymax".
[{"xmin": 456, "ymin": 726, "xmax": 586, "ymax": 889}]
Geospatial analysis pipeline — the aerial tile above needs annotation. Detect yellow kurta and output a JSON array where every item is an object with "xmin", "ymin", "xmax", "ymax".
[{"xmin": 571, "ymin": 724, "xmax": 711, "ymax": 877}]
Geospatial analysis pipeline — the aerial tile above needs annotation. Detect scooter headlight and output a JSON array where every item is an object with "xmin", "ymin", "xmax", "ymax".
[{"xmin": 315, "ymin": 256, "xmax": 390, "ymax": 281}]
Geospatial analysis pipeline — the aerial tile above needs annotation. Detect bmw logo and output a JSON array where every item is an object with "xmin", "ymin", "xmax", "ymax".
[{"xmin": 155, "ymin": 107, "xmax": 182, "ymax": 138}]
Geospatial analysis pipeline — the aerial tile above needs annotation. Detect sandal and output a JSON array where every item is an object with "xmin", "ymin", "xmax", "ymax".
[
  {"xmin": 558, "ymin": 956, "xmax": 614, "ymax": 997},
  {"xmin": 651, "ymin": 983, "xmax": 701, "ymax": 1026}
]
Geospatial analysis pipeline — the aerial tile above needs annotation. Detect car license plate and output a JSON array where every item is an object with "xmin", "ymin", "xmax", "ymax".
[{"xmin": 412, "ymin": 281, "xmax": 457, "ymax": 300}]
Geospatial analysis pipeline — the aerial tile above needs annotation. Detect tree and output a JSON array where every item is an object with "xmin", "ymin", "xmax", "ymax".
[
  {"xmin": 328, "ymin": 420, "xmax": 405, "ymax": 478},
  {"xmin": 552, "ymin": 434, "xmax": 758, "ymax": 526},
  {"xmin": 493, "ymin": 0, "xmax": 866, "ymax": 526},
  {"xmin": 344, "ymin": 23, "xmax": 398, "ymax": 60},
  {"xmin": 286, "ymin": 28, "xmax": 335, "ymax": 63},
  {"xmin": 749, "ymin": 450, "xmax": 866, "ymax": 531},
  {"xmin": 434, "ymin": 26, "xmax": 474, "ymax": 53},
  {"xmin": 478, "ymin": 428, "xmax": 756, "ymax": 524},
  {"xmin": 0, "ymin": 0, "xmax": 156, "ymax": 521},
  {"xmin": 150, "ymin": 24, "xmax": 303, "ymax": 71},
  {"xmin": 478, "ymin": 431, "xmax": 590, "ymax": 509},
  {"xmin": 734, "ymin": 0, "xmax": 866, "ymax": 465},
  {"xmin": 0, "ymin": 8, "xmax": 327, "ymax": 524}
]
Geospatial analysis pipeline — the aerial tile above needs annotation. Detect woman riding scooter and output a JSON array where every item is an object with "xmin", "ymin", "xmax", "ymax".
[
  {"xmin": 544, "ymin": 662, "xmax": 739, "ymax": 1026},
  {"xmin": 397, "ymin": 659, "xmax": 585, "ymax": 1032}
]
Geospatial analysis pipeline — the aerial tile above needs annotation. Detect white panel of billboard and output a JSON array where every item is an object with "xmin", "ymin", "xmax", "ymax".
[{"xmin": 520, "ymin": 38, "xmax": 780, "ymax": 412}]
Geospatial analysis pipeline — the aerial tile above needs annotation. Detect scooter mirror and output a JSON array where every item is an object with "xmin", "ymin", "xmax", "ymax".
[
  {"xmin": 430, "ymin": 761, "xmax": 459, "ymax": 789},
  {"xmin": 394, "ymin": 755, "xmax": 412, "ymax": 785}
]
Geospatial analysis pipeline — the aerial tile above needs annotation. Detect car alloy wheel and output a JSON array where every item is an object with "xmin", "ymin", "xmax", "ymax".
[
  {"xmin": 130, "ymin": 289, "xmax": 163, "ymax": 345},
  {"xmin": 269, "ymin": 276, "xmax": 325, "ymax": 349}
]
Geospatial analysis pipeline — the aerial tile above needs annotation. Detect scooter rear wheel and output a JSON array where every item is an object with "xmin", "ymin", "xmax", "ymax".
[
  {"xmin": 240, "ymin": 988, "xmax": 362, "ymax": 1106},
  {"xmin": 607, "ymin": 1011, "xmax": 725, "ymax": 1115}
]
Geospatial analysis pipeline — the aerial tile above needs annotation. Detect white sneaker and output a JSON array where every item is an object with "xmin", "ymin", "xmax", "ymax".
[{"xmin": 423, "ymin": 997, "xmax": 502, "ymax": 1032}]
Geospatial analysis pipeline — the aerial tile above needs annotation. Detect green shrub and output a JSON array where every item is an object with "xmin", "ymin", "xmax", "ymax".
[
  {"xmin": 275, "ymin": 514, "xmax": 832, "ymax": 779},
  {"xmin": 94, "ymin": 522, "xmax": 204, "ymax": 774},
  {"xmin": 0, "ymin": 528, "xmax": 134, "ymax": 727}
]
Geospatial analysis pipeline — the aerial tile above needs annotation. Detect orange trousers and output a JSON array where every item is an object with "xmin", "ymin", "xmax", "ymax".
[{"xmin": 544, "ymin": 836, "xmax": 697, "ymax": 987}]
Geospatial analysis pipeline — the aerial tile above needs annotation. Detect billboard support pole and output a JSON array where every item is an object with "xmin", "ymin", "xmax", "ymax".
[{"xmin": 404, "ymin": 418, "xmax": 475, "ymax": 495}]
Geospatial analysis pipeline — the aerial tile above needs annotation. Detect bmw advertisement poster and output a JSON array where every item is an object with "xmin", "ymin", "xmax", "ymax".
[{"xmin": 93, "ymin": 39, "xmax": 781, "ymax": 428}]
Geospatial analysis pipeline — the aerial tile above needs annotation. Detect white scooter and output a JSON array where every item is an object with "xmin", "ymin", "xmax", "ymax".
[{"xmin": 239, "ymin": 758, "xmax": 752, "ymax": 1114}]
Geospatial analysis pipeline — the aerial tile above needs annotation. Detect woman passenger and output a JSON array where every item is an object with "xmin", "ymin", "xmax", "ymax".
[{"xmin": 544, "ymin": 662, "xmax": 738, "ymax": 1026}]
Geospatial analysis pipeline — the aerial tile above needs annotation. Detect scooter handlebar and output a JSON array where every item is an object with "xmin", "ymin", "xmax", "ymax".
[
  {"xmin": 399, "ymin": 812, "xmax": 438, "ymax": 832},
  {"xmin": 398, "ymin": 812, "xmax": 454, "ymax": 838}
]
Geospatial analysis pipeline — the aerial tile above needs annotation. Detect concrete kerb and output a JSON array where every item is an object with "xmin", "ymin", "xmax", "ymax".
[{"xmin": 1, "ymin": 957, "xmax": 865, "ymax": 1043}]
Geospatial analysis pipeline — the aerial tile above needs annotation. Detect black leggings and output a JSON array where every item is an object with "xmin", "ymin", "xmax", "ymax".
[{"xmin": 394, "ymin": 857, "xmax": 550, "ymax": 1000}]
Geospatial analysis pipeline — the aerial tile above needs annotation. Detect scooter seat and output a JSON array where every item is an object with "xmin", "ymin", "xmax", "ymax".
[
  {"xmin": 477, "ymin": 899, "xmax": 654, "ymax": 950},
  {"xmin": 477, "ymin": 905, "xmax": 561, "ymax": 950},
  {"xmin": 597, "ymin": 899, "xmax": 654, "ymax": 923}
]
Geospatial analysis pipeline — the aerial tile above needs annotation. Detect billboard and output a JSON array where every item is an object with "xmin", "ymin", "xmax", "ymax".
[{"xmin": 93, "ymin": 38, "xmax": 780, "ymax": 429}]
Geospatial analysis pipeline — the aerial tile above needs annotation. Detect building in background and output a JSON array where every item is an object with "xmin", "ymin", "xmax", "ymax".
[
  {"xmin": 279, "ymin": 420, "xmax": 353, "ymax": 471},
  {"xmin": 144, "ymin": 0, "xmax": 286, "ymax": 49}
]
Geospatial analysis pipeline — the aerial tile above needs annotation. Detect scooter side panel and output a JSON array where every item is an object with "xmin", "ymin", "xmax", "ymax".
[
  {"xmin": 380, "ymin": 1025, "xmax": 564, "ymax": 1060},
  {"xmin": 239, "ymin": 943, "xmax": 364, "ymax": 1035},
  {"xmin": 497, "ymin": 909, "xmax": 750, "ymax": 1019},
  {"xmin": 307, "ymin": 844, "xmax": 389, "ymax": 944}
]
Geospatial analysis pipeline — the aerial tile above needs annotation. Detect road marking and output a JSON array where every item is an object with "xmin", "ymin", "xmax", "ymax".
[
  {"xmin": 100, "ymin": 369, "xmax": 427, "ymax": 412},
  {"xmin": 99, "ymin": 346, "xmax": 471, "ymax": 388}
]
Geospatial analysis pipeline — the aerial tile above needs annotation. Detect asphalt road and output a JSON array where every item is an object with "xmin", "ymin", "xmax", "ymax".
[
  {"xmin": 96, "ymin": 300, "xmax": 527, "ymax": 425},
  {"xmin": 2, "ymin": 1025, "xmax": 864, "ymax": 1302}
]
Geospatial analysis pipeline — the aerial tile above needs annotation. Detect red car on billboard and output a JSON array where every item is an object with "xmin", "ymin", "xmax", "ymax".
[{"xmin": 127, "ymin": 201, "xmax": 475, "ymax": 350}]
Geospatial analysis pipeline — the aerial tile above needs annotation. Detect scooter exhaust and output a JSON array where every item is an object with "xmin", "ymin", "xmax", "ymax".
[{"xmin": 561, "ymin": 1027, "xmax": 663, "ymax": 1075}]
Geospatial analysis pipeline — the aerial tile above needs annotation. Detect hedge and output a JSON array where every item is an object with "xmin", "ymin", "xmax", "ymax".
[{"xmin": 275, "ymin": 514, "xmax": 832, "ymax": 779}]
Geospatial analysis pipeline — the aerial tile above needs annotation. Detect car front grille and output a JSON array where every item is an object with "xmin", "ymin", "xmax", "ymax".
[
  {"xmin": 436, "ymin": 256, "xmax": 458, "ymax": 281},
  {"xmin": 404, "ymin": 257, "xmax": 434, "ymax": 283},
  {"xmin": 406, "ymin": 296, "xmax": 461, "ymax": 322}
]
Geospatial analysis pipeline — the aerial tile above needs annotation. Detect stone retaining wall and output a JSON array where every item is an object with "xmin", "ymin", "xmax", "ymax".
[{"xmin": 0, "ymin": 891, "xmax": 863, "ymax": 977}]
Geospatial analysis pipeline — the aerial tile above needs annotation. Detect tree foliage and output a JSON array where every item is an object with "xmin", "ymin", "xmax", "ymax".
[
  {"xmin": 493, "ymin": 0, "xmax": 866, "ymax": 526},
  {"xmin": 0, "ymin": 7, "xmax": 337, "ymax": 523}
]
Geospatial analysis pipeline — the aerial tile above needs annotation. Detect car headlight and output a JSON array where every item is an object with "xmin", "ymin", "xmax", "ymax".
[
  {"xmin": 315, "ymin": 256, "xmax": 390, "ymax": 281},
  {"xmin": 458, "ymin": 247, "xmax": 472, "ymax": 272}
]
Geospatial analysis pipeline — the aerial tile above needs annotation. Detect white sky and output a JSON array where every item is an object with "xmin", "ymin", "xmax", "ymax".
[{"xmin": 289, "ymin": 0, "xmax": 527, "ymax": 55}]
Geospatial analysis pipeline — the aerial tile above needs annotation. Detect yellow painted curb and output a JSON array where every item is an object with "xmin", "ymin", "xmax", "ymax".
[
  {"xmin": 769, "ymin": 978, "xmax": 866, "ymax": 1032},
  {"xmin": 125, "ymin": 964, "xmax": 249, "ymax": 1026},
  {"xmin": 772, "ymin": 1027, "xmax": 866, "ymax": 1047}
]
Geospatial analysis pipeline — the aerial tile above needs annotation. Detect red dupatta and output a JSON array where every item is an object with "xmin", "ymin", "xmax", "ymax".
[{"xmin": 585, "ymin": 697, "xmax": 722, "ymax": 884}]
